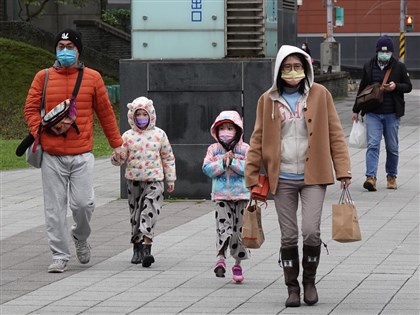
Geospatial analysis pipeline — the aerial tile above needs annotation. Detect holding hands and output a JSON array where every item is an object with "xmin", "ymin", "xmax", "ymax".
[{"xmin": 112, "ymin": 146, "xmax": 127, "ymax": 165}]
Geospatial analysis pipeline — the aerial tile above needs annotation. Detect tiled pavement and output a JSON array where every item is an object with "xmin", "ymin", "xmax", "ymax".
[{"xmin": 1, "ymin": 89, "xmax": 419, "ymax": 314}]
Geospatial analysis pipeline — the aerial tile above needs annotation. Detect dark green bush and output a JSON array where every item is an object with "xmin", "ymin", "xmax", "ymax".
[{"xmin": 101, "ymin": 9, "xmax": 131, "ymax": 33}]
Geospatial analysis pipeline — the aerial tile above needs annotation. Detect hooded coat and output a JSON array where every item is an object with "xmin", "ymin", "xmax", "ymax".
[
  {"xmin": 245, "ymin": 45, "xmax": 351, "ymax": 194},
  {"xmin": 202, "ymin": 111, "xmax": 250, "ymax": 201},
  {"xmin": 112, "ymin": 97, "xmax": 176, "ymax": 184}
]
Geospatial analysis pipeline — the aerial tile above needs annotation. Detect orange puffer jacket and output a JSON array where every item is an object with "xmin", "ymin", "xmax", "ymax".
[{"xmin": 24, "ymin": 64, "xmax": 122, "ymax": 155}]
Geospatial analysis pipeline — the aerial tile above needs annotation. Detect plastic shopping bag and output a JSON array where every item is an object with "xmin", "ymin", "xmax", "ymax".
[{"xmin": 349, "ymin": 120, "xmax": 367, "ymax": 149}]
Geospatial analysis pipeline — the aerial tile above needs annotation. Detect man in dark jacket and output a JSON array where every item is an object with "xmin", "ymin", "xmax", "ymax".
[{"xmin": 352, "ymin": 35, "xmax": 412, "ymax": 191}]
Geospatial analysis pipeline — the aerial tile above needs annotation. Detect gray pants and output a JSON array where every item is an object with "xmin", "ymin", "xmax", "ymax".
[
  {"xmin": 41, "ymin": 152, "xmax": 95, "ymax": 261},
  {"xmin": 215, "ymin": 200, "xmax": 250, "ymax": 261},
  {"xmin": 272, "ymin": 179, "xmax": 326, "ymax": 247},
  {"xmin": 127, "ymin": 180, "xmax": 164, "ymax": 243}
]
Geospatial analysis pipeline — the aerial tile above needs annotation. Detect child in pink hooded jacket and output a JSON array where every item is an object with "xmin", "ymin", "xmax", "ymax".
[
  {"xmin": 111, "ymin": 96, "xmax": 176, "ymax": 267},
  {"xmin": 202, "ymin": 110, "xmax": 250, "ymax": 283}
]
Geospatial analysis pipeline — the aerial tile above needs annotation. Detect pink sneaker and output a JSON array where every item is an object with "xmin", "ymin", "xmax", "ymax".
[
  {"xmin": 214, "ymin": 259, "xmax": 226, "ymax": 278},
  {"xmin": 232, "ymin": 264, "xmax": 244, "ymax": 283}
]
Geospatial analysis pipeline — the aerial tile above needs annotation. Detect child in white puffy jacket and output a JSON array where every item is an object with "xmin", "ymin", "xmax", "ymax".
[{"xmin": 111, "ymin": 96, "xmax": 176, "ymax": 267}]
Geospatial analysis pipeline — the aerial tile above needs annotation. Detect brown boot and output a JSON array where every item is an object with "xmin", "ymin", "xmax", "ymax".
[
  {"xmin": 281, "ymin": 246, "xmax": 301, "ymax": 307},
  {"xmin": 363, "ymin": 176, "xmax": 377, "ymax": 191},
  {"xmin": 387, "ymin": 176, "xmax": 397, "ymax": 189},
  {"xmin": 302, "ymin": 244, "xmax": 321, "ymax": 306}
]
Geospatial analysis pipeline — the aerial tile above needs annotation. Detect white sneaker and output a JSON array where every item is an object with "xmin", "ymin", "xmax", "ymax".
[
  {"xmin": 74, "ymin": 240, "xmax": 91, "ymax": 264},
  {"xmin": 48, "ymin": 259, "xmax": 68, "ymax": 273}
]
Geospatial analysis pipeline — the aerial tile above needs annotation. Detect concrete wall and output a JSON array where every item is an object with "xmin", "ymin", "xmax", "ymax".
[
  {"xmin": 315, "ymin": 72, "xmax": 349, "ymax": 98},
  {"xmin": 119, "ymin": 59, "xmax": 274, "ymax": 199}
]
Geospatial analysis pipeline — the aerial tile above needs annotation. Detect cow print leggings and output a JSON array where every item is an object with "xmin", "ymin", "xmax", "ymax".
[
  {"xmin": 215, "ymin": 200, "xmax": 250, "ymax": 261},
  {"xmin": 127, "ymin": 180, "xmax": 164, "ymax": 244}
]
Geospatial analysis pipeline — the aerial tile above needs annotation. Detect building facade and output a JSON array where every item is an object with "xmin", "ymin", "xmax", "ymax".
[{"xmin": 297, "ymin": 0, "xmax": 420, "ymax": 74}]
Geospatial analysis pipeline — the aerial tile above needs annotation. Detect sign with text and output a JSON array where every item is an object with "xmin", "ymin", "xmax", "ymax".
[{"xmin": 132, "ymin": 0, "xmax": 224, "ymax": 59}]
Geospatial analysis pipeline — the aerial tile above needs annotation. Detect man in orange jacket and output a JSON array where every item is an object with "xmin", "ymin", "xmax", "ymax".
[{"xmin": 24, "ymin": 28, "xmax": 125, "ymax": 273}]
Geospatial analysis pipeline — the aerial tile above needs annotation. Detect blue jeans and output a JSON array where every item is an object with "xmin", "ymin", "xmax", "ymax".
[{"xmin": 365, "ymin": 113, "xmax": 400, "ymax": 178}]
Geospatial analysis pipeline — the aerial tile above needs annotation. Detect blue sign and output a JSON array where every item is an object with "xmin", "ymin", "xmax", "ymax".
[{"xmin": 191, "ymin": 0, "xmax": 202, "ymax": 22}]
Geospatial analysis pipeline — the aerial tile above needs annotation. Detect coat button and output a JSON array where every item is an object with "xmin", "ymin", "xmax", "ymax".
[{"xmin": 308, "ymin": 119, "xmax": 312, "ymax": 123}]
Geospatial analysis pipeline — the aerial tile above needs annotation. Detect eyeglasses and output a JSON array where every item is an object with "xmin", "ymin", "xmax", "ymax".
[
  {"xmin": 57, "ymin": 43, "xmax": 76, "ymax": 51},
  {"xmin": 282, "ymin": 63, "xmax": 303, "ymax": 73}
]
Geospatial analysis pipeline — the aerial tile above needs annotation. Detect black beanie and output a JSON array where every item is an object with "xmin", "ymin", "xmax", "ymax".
[
  {"xmin": 54, "ymin": 29, "xmax": 83, "ymax": 55},
  {"xmin": 376, "ymin": 35, "xmax": 394, "ymax": 52}
]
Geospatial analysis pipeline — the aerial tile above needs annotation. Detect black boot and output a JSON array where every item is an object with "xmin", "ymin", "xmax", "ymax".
[
  {"xmin": 281, "ymin": 246, "xmax": 300, "ymax": 307},
  {"xmin": 302, "ymin": 244, "xmax": 321, "ymax": 305},
  {"xmin": 131, "ymin": 243, "xmax": 143, "ymax": 264},
  {"xmin": 142, "ymin": 244, "xmax": 155, "ymax": 267}
]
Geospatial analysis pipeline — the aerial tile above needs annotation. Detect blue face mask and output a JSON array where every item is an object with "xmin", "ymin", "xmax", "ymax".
[
  {"xmin": 56, "ymin": 49, "xmax": 77, "ymax": 67},
  {"xmin": 377, "ymin": 52, "xmax": 392, "ymax": 62}
]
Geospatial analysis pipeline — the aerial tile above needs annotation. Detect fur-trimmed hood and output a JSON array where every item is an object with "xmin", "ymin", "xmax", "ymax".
[{"xmin": 127, "ymin": 96, "xmax": 156, "ymax": 131}]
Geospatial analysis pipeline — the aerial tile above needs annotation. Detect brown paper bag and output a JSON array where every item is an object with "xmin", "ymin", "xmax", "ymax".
[
  {"xmin": 332, "ymin": 188, "xmax": 362, "ymax": 242},
  {"xmin": 241, "ymin": 199, "xmax": 265, "ymax": 248}
]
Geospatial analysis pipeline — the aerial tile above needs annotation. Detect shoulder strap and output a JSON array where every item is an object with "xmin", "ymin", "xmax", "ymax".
[
  {"xmin": 72, "ymin": 69, "xmax": 83, "ymax": 98},
  {"xmin": 40, "ymin": 68, "xmax": 49, "ymax": 118},
  {"xmin": 66, "ymin": 69, "xmax": 84, "ymax": 135},
  {"xmin": 381, "ymin": 68, "xmax": 392, "ymax": 87}
]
